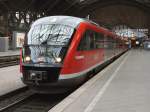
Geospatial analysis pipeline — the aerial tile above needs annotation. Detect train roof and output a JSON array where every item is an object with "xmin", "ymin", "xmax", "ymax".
[{"xmin": 32, "ymin": 16, "xmax": 99, "ymax": 28}]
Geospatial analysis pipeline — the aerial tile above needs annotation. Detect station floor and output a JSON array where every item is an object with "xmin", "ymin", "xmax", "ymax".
[
  {"xmin": 0, "ymin": 65, "xmax": 25, "ymax": 96},
  {"xmin": 50, "ymin": 49, "xmax": 150, "ymax": 112},
  {"xmin": 0, "ymin": 50, "xmax": 19, "ymax": 57}
]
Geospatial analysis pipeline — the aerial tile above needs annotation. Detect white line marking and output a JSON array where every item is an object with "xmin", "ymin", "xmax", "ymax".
[{"xmin": 84, "ymin": 51, "xmax": 130, "ymax": 112}]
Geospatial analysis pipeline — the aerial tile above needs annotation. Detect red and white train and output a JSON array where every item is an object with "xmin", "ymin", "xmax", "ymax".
[{"xmin": 20, "ymin": 16, "xmax": 128, "ymax": 93}]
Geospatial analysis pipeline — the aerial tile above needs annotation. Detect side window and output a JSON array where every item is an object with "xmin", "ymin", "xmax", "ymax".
[
  {"xmin": 104, "ymin": 36, "xmax": 114, "ymax": 49},
  {"xmin": 77, "ymin": 30, "xmax": 105, "ymax": 50},
  {"xmin": 95, "ymin": 32, "xmax": 104, "ymax": 48},
  {"xmin": 104, "ymin": 36, "xmax": 108, "ymax": 48},
  {"xmin": 89, "ymin": 31, "xmax": 95, "ymax": 49},
  {"xmin": 116, "ymin": 39, "xmax": 120, "ymax": 48}
]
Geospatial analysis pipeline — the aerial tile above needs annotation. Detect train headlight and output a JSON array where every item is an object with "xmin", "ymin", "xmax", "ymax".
[
  {"xmin": 55, "ymin": 57, "xmax": 62, "ymax": 63},
  {"xmin": 25, "ymin": 56, "xmax": 31, "ymax": 62}
]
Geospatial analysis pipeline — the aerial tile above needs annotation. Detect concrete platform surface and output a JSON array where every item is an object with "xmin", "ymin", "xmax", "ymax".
[
  {"xmin": 49, "ymin": 49, "xmax": 150, "ymax": 112},
  {"xmin": 0, "ymin": 65, "xmax": 25, "ymax": 96},
  {"xmin": 0, "ymin": 50, "xmax": 20, "ymax": 57}
]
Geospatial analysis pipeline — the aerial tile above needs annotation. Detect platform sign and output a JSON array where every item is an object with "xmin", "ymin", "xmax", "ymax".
[
  {"xmin": 12, "ymin": 31, "xmax": 25, "ymax": 49},
  {"xmin": 16, "ymin": 32, "xmax": 25, "ymax": 48}
]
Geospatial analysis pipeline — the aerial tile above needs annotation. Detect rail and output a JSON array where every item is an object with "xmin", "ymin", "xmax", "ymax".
[{"xmin": 0, "ymin": 89, "xmax": 69, "ymax": 112}]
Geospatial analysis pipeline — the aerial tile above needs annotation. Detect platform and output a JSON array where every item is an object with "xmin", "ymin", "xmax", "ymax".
[
  {"xmin": 49, "ymin": 49, "xmax": 150, "ymax": 112},
  {"xmin": 0, "ymin": 50, "xmax": 20, "ymax": 57},
  {"xmin": 0, "ymin": 65, "xmax": 25, "ymax": 96}
]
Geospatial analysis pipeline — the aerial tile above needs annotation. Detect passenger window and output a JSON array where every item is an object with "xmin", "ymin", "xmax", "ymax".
[
  {"xmin": 116, "ymin": 39, "xmax": 120, "ymax": 48},
  {"xmin": 77, "ymin": 30, "xmax": 105, "ymax": 51},
  {"xmin": 104, "ymin": 36, "xmax": 114, "ymax": 49},
  {"xmin": 95, "ymin": 33, "xmax": 104, "ymax": 48},
  {"xmin": 89, "ymin": 31, "xmax": 95, "ymax": 49}
]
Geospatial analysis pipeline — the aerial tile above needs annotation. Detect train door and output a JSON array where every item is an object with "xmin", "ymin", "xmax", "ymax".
[{"xmin": 104, "ymin": 35, "xmax": 114, "ymax": 60}]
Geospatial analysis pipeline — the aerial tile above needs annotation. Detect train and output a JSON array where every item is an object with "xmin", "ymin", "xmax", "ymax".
[{"xmin": 20, "ymin": 16, "xmax": 128, "ymax": 93}]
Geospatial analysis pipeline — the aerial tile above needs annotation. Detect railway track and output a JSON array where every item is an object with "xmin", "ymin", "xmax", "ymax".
[
  {"xmin": 0, "ymin": 87, "xmax": 33, "ymax": 112},
  {"xmin": 0, "ymin": 55, "xmax": 19, "ymax": 68},
  {"xmin": 0, "ymin": 60, "xmax": 19, "ymax": 68},
  {"xmin": 0, "ymin": 87, "xmax": 70, "ymax": 112}
]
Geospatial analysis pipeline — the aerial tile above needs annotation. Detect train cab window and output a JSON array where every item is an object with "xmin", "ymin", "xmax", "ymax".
[
  {"xmin": 77, "ymin": 31, "xmax": 91, "ymax": 51},
  {"xmin": 77, "ymin": 30, "xmax": 96, "ymax": 51}
]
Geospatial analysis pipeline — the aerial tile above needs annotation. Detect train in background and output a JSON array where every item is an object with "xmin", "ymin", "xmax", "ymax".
[{"xmin": 20, "ymin": 16, "xmax": 128, "ymax": 93}]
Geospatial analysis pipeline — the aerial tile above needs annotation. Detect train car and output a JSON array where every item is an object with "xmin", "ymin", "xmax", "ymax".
[{"xmin": 20, "ymin": 16, "xmax": 127, "ymax": 93}]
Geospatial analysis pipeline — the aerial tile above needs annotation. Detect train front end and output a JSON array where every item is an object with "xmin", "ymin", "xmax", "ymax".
[{"xmin": 21, "ymin": 16, "xmax": 77, "ymax": 93}]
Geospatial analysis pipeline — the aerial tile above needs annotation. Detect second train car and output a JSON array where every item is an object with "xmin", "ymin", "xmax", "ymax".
[{"xmin": 20, "ymin": 16, "xmax": 127, "ymax": 93}]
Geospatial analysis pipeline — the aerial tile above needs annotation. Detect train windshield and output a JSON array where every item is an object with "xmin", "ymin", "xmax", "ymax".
[
  {"xmin": 23, "ymin": 24, "xmax": 75, "ymax": 64},
  {"xmin": 28, "ymin": 24, "xmax": 74, "ymax": 45}
]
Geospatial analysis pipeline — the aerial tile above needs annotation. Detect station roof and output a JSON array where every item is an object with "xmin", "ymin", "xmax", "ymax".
[
  {"xmin": 0, "ymin": 0, "xmax": 149, "ymax": 34},
  {"xmin": 0, "ymin": 0, "xmax": 149, "ymax": 14}
]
